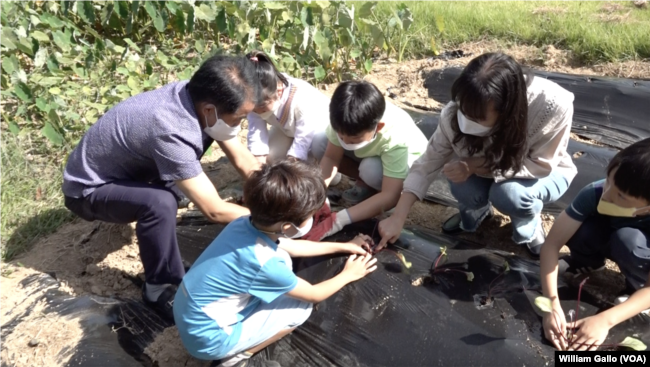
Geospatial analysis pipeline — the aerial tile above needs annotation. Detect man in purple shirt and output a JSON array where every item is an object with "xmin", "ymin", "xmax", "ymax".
[{"xmin": 63, "ymin": 55, "xmax": 261, "ymax": 321}]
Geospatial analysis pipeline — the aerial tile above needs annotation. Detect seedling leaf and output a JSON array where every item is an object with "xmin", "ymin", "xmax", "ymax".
[
  {"xmin": 466, "ymin": 272, "xmax": 474, "ymax": 282},
  {"xmin": 396, "ymin": 252, "xmax": 412, "ymax": 269},
  {"xmin": 534, "ymin": 296, "xmax": 553, "ymax": 313},
  {"xmin": 618, "ymin": 337, "xmax": 647, "ymax": 351},
  {"xmin": 504, "ymin": 261, "xmax": 510, "ymax": 273}
]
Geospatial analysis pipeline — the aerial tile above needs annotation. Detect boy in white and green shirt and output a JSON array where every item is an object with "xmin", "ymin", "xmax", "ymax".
[{"xmin": 307, "ymin": 81, "xmax": 428, "ymax": 241}]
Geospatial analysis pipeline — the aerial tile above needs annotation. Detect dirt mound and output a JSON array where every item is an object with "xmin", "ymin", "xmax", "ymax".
[{"xmin": 1, "ymin": 265, "xmax": 83, "ymax": 367}]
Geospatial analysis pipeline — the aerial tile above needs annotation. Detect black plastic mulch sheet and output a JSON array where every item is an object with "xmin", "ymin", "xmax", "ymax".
[
  {"xmin": 7, "ymin": 220, "xmax": 647, "ymax": 367},
  {"xmin": 0, "ymin": 273, "xmax": 171, "ymax": 367}
]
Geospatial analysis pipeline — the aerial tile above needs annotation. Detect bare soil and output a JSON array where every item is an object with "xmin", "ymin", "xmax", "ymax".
[{"xmin": 2, "ymin": 41, "xmax": 640, "ymax": 364}]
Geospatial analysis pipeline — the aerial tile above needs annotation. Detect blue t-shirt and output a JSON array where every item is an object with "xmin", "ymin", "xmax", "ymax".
[
  {"xmin": 63, "ymin": 81, "xmax": 211, "ymax": 198},
  {"xmin": 173, "ymin": 217, "xmax": 298, "ymax": 359},
  {"xmin": 565, "ymin": 179, "xmax": 650, "ymax": 230}
]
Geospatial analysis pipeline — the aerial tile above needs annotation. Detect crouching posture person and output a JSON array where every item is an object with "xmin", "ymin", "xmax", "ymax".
[
  {"xmin": 540, "ymin": 138, "xmax": 650, "ymax": 351},
  {"xmin": 378, "ymin": 53, "xmax": 577, "ymax": 256},
  {"xmin": 173, "ymin": 160, "xmax": 377, "ymax": 366}
]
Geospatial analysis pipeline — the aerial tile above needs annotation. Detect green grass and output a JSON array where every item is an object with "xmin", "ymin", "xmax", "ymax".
[
  {"xmin": 377, "ymin": 1, "xmax": 650, "ymax": 64},
  {"xmin": 1, "ymin": 134, "xmax": 74, "ymax": 261}
]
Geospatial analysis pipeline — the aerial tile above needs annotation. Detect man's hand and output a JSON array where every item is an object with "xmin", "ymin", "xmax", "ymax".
[
  {"xmin": 442, "ymin": 160, "xmax": 472, "ymax": 183},
  {"xmin": 542, "ymin": 299, "xmax": 568, "ymax": 350},
  {"xmin": 568, "ymin": 315, "xmax": 609, "ymax": 351},
  {"xmin": 302, "ymin": 210, "xmax": 351, "ymax": 241}
]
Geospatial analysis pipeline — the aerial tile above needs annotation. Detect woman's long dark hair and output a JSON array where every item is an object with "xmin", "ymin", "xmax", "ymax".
[
  {"xmin": 246, "ymin": 50, "xmax": 289, "ymax": 105},
  {"xmin": 450, "ymin": 53, "xmax": 531, "ymax": 174}
]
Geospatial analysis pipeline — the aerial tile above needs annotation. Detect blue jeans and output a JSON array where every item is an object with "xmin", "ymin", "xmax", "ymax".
[{"xmin": 449, "ymin": 172, "xmax": 570, "ymax": 243}]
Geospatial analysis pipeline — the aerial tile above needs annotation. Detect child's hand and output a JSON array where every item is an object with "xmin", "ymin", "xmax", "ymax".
[
  {"xmin": 442, "ymin": 160, "xmax": 472, "ymax": 183},
  {"xmin": 348, "ymin": 234, "xmax": 374, "ymax": 254},
  {"xmin": 342, "ymin": 253, "xmax": 377, "ymax": 282},
  {"xmin": 377, "ymin": 215, "xmax": 405, "ymax": 251},
  {"xmin": 568, "ymin": 315, "xmax": 609, "ymax": 351},
  {"xmin": 542, "ymin": 299, "xmax": 567, "ymax": 350}
]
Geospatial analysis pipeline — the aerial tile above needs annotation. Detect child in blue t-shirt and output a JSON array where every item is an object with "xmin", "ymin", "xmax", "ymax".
[
  {"xmin": 173, "ymin": 160, "xmax": 377, "ymax": 367},
  {"xmin": 540, "ymin": 138, "xmax": 650, "ymax": 351}
]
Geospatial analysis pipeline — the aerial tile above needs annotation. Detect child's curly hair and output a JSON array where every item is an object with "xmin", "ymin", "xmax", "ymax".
[{"xmin": 244, "ymin": 159, "xmax": 327, "ymax": 227}]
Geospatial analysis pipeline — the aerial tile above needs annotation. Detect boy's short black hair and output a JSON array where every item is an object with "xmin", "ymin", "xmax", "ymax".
[
  {"xmin": 607, "ymin": 137, "xmax": 650, "ymax": 202},
  {"xmin": 188, "ymin": 55, "xmax": 260, "ymax": 115},
  {"xmin": 244, "ymin": 160, "xmax": 326, "ymax": 227},
  {"xmin": 330, "ymin": 81, "xmax": 386, "ymax": 136}
]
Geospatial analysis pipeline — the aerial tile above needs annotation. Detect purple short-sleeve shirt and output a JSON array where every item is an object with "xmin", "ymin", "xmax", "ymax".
[{"xmin": 63, "ymin": 81, "xmax": 209, "ymax": 198}]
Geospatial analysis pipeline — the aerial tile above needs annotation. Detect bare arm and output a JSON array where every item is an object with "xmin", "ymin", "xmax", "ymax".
[
  {"xmin": 175, "ymin": 172, "xmax": 250, "ymax": 223},
  {"xmin": 278, "ymin": 235, "xmax": 370, "ymax": 257},
  {"xmin": 320, "ymin": 141, "xmax": 344, "ymax": 187},
  {"xmin": 217, "ymin": 138, "xmax": 261, "ymax": 179},
  {"xmin": 540, "ymin": 211, "xmax": 583, "ymax": 301},
  {"xmin": 347, "ymin": 176, "xmax": 403, "ymax": 223},
  {"xmin": 287, "ymin": 253, "xmax": 377, "ymax": 303}
]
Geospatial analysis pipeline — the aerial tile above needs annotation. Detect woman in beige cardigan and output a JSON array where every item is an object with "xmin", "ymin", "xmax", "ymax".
[{"xmin": 377, "ymin": 53, "xmax": 577, "ymax": 256}]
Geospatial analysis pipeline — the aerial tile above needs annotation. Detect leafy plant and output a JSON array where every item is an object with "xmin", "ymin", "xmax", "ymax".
[
  {"xmin": 1, "ymin": 1, "xmax": 417, "ymax": 149},
  {"xmin": 534, "ymin": 278, "xmax": 647, "ymax": 351}
]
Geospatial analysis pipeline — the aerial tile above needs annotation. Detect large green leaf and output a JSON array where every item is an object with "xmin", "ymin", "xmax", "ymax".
[
  {"xmin": 117, "ymin": 1, "xmax": 130, "ymax": 19},
  {"xmin": 123, "ymin": 38, "xmax": 141, "ymax": 52},
  {"xmin": 0, "ymin": 33, "xmax": 16, "ymax": 50},
  {"xmin": 194, "ymin": 4, "xmax": 216, "ymax": 21},
  {"xmin": 78, "ymin": 1, "xmax": 96, "ymax": 24},
  {"xmin": 358, "ymin": 2, "xmax": 377, "ymax": 18},
  {"xmin": 364, "ymin": 58, "xmax": 372, "ymax": 72},
  {"xmin": 216, "ymin": 8, "xmax": 227, "ymax": 32},
  {"xmin": 397, "ymin": 4, "xmax": 413, "ymax": 31},
  {"xmin": 17, "ymin": 37, "xmax": 35, "ymax": 56},
  {"xmin": 314, "ymin": 65, "xmax": 326, "ymax": 81},
  {"xmin": 263, "ymin": 2, "xmax": 286, "ymax": 10},
  {"xmin": 13, "ymin": 82, "xmax": 33, "ymax": 102},
  {"xmin": 35, "ymin": 97, "xmax": 51, "ymax": 112},
  {"xmin": 165, "ymin": 1, "xmax": 179, "ymax": 14},
  {"xmin": 338, "ymin": 6, "xmax": 354, "ymax": 29},
  {"xmin": 2, "ymin": 54, "xmax": 20, "ymax": 74},
  {"xmin": 143, "ymin": 1, "xmax": 162, "ymax": 32},
  {"xmin": 8, "ymin": 121, "xmax": 21, "ymax": 135},
  {"xmin": 60, "ymin": 0, "xmax": 71, "ymax": 16},
  {"xmin": 52, "ymin": 30, "xmax": 71, "ymax": 51},
  {"xmin": 300, "ymin": 7, "xmax": 314, "ymax": 26},
  {"xmin": 31, "ymin": 31, "xmax": 50, "ymax": 42},
  {"xmin": 40, "ymin": 12, "xmax": 65, "ymax": 28},
  {"xmin": 186, "ymin": 6, "xmax": 195, "ymax": 34},
  {"xmin": 41, "ymin": 122, "xmax": 64, "ymax": 146},
  {"xmin": 101, "ymin": 2, "xmax": 115, "ymax": 27},
  {"xmin": 126, "ymin": 1, "xmax": 140, "ymax": 34},
  {"xmin": 173, "ymin": 8, "xmax": 185, "ymax": 34},
  {"xmin": 338, "ymin": 28, "xmax": 354, "ymax": 47}
]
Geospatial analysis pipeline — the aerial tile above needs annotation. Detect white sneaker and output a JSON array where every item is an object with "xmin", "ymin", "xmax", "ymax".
[
  {"xmin": 330, "ymin": 172, "xmax": 342, "ymax": 186},
  {"xmin": 615, "ymin": 295, "xmax": 650, "ymax": 316}
]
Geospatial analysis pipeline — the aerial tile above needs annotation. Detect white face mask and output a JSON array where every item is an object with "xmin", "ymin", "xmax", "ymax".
[
  {"xmin": 458, "ymin": 111, "xmax": 492, "ymax": 137},
  {"xmin": 256, "ymin": 100, "xmax": 280, "ymax": 121},
  {"xmin": 204, "ymin": 109, "xmax": 240, "ymax": 141},
  {"xmin": 283, "ymin": 217, "xmax": 313, "ymax": 239},
  {"xmin": 337, "ymin": 130, "xmax": 377, "ymax": 151}
]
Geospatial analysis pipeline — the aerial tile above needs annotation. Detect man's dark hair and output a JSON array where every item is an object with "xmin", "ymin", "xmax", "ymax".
[
  {"xmin": 188, "ymin": 55, "xmax": 260, "ymax": 115},
  {"xmin": 330, "ymin": 81, "xmax": 386, "ymax": 136},
  {"xmin": 606, "ymin": 137, "xmax": 650, "ymax": 202},
  {"xmin": 451, "ymin": 52, "xmax": 531, "ymax": 175},
  {"xmin": 245, "ymin": 160, "xmax": 326, "ymax": 227}
]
